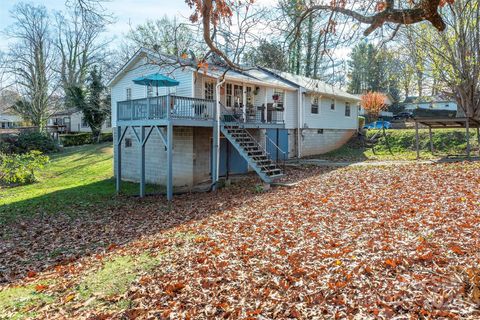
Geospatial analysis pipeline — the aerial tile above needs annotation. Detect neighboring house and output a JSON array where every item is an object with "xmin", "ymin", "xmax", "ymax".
[
  {"xmin": 48, "ymin": 109, "xmax": 112, "ymax": 133},
  {"xmin": 109, "ymin": 49, "xmax": 360, "ymax": 199},
  {"xmin": 0, "ymin": 114, "xmax": 22, "ymax": 129},
  {"xmin": 402, "ymin": 96, "xmax": 458, "ymax": 112},
  {"xmin": 0, "ymin": 90, "xmax": 23, "ymax": 129}
]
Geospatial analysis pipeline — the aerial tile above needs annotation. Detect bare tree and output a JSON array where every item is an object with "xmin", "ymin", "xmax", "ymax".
[
  {"xmin": 412, "ymin": 0, "xmax": 480, "ymax": 118},
  {"xmin": 6, "ymin": 3, "xmax": 60, "ymax": 131},
  {"xmin": 54, "ymin": 6, "xmax": 109, "ymax": 106},
  {"xmin": 186, "ymin": 0, "xmax": 452, "ymax": 70}
]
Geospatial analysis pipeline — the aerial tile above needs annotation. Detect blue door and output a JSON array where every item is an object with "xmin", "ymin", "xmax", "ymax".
[
  {"xmin": 266, "ymin": 129, "xmax": 288, "ymax": 161},
  {"xmin": 212, "ymin": 138, "xmax": 248, "ymax": 177}
]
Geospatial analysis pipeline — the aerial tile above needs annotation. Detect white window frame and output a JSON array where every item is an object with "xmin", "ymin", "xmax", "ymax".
[
  {"xmin": 311, "ymin": 96, "xmax": 319, "ymax": 114},
  {"xmin": 204, "ymin": 81, "xmax": 215, "ymax": 100},
  {"xmin": 330, "ymin": 98, "xmax": 336, "ymax": 111},
  {"xmin": 126, "ymin": 87, "xmax": 132, "ymax": 101},
  {"xmin": 345, "ymin": 102, "xmax": 351, "ymax": 117}
]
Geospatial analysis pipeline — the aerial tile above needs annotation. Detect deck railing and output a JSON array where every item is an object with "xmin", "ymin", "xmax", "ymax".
[
  {"xmin": 117, "ymin": 95, "xmax": 284, "ymax": 124},
  {"xmin": 117, "ymin": 95, "xmax": 216, "ymax": 121}
]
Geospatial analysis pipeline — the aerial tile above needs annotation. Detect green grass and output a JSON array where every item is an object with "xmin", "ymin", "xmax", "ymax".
[
  {"xmin": 320, "ymin": 128, "xmax": 480, "ymax": 162},
  {"xmin": 77, "ymin": 253, "xmax": 163, "ymax": 300},
  {"xmin": 0, "ymin": 143, "xmax": 157, "ymax": 224},
  {"xmin": 0, "ymin": 283, "xmax": 53, "ymax": 319}
]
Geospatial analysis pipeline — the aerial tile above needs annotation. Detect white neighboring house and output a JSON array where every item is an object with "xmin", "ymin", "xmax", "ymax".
[
  {"xmin": 108, "ymin": 49, "xmax": 360, "ymax": 198},
  {"xmin": 48, "ymin": 109, "xmax": 112, "ymax": 133},
  {"xmin": 402, "ymin": 96, "xmax": 458, "ymax": 112},
  {"xmin": 0, "ymin": 114, "xmax": 22, "ymax": 129}
]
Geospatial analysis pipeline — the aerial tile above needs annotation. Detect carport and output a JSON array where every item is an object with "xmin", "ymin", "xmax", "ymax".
[{"xmin": 414, "ymin": 117, "xmax": 480, "ymax": 159}]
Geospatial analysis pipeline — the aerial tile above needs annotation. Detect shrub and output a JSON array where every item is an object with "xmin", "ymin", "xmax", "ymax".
[
  {"xmin": 0, "ymin": 132, "xmax": 59, "ymax": 154},
  {"xmin": 60, "ymin": 132, "xmax": 113, "ymax": 147},
  {"xmin": 0, "ymin": 151, "xmax": 49, "ymax": 185},
  {"xmin": 358, "ymin": 116, "xmax": 366, "ymax": 130}
]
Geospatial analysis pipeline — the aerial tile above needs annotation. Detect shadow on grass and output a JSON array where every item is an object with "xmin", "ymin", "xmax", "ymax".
[{"xmin": 0, "ymin": 166, "xmax": 337, "ymax": 285}]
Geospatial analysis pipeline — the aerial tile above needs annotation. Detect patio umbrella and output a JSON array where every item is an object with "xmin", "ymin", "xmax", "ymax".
[{"xmin": 133, "ymin": 73, "xmax": 180, "ymax": 96}]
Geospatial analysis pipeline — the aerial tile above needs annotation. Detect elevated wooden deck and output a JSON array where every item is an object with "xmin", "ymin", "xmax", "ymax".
[{"xmin": 116, "ymin": 95, "xmax": 285, "ymax": 128}]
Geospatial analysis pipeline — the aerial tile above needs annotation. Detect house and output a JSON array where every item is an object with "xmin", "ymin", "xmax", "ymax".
[
  {"xmin": 0, "ymin": 114, "xmax": 22, "ymax": 129},
  {"xmin": 402, "ymin": 96, "xmax": 458, "ymax": 112},
  {"xmin": 47, "ymin": 109, "xmax": 112, "ymax": 133},
  {"xmin": 109, "ymin": 49, "xmax": 360, "ymax": 199},
  {"xmin": 0, "ymin": 90, "xmax": 23, "ymax": 129}
]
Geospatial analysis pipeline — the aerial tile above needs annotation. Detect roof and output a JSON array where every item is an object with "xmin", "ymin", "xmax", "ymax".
[
  {"xmin": 261, "ymin": 68, "xmax": 360, "ymax": 102},
  {"xmin": 0, "ymin": 114, "xmax": 22, "ymax": 122},
  {"xmin": 51, "ymin": 108, "xmax": 80, "ymax": 116},
  {"xmin": 402, "ymin": 96, "xmax": 456, "ymax": 104},
  {"xmin": 107, "ymin": 48, "xmax": 299, "ymax": 91}
]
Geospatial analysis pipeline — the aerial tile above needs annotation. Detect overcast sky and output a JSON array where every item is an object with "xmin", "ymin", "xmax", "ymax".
[{"xmin": 0, "ymin": 0, "xmax": 277, "ymax": 51}]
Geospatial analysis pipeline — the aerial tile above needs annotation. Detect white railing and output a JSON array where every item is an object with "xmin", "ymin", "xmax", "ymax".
[{"xmin": 117, "ymin": 95, "xmax": 215, "ymax": 121}]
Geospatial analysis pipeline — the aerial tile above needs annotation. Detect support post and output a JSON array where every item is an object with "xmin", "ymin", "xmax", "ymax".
[
  {"xmin": 477, "ymin": 127, "xmax": 480, "ymax": 156},
  {"xmin": 166, "ymin": 122, "xmax": 173, "ymax": 201},
  {"xmin": 140, "ymin": 126, "xmax": 146, "ymax": 197},
  {"xmin": 415, "ymin": 121, "xmax": 420, "ymax": 160},
  {"xmin": 428, "ymin": 126, "xmax": 434, "ymax": 154},
  {"xmin": 212, "ymin": 119, "xmax": 219, "ymax": 191},
  {"xmin": 116, "ymin": 126, "xmax": 122, "ymax": 193},
  {"xmin": 466, "ymin": 119, "xmax": 470, "ymax": 158}
]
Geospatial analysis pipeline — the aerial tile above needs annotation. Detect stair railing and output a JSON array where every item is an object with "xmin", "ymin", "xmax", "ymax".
[
  {"xmin": 220, "ymin": 102, "xmax": 284, "ymax": 173},
  {"xmin": 265, "ymin": 134, "xmax": 287, "ymax": 172}
]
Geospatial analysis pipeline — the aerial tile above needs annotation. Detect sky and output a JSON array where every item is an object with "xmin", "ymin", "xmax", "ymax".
[{"xmin": 0, "ymin": 0, "xmax": 276, "ymax": 51}]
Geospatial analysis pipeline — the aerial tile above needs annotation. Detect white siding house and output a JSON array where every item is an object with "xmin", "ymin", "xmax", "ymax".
[{"xmin": 108, "ymin": 49, "xmax": 361, "ymax": 199}]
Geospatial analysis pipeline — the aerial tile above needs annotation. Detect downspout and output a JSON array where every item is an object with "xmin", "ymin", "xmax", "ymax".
[
  {"xmin": 297, "ymin": 88, "xmax": 303, "ymax": 159},
  {"xmin": 212, "ymin": 77, "xmax": 226, "ymax": 190}
]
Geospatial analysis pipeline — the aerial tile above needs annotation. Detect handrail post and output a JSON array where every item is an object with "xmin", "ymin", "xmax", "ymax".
[
  {"xmin": 147, "ymin": 97, "xmax": 151, "ymax": 120},
  {"xmin": 166, "ymin": 94, "xmax": 171, "ymax": 120},
  {"xmin": 130, "ymin": 100, "xmax": 133, "ymax": 120}
]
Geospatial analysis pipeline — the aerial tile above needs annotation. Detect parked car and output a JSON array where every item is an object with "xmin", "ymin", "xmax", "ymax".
[
  {"xmin": 393, "ymin": 112, "xmax": 414, "ymax": 120},
  {"xmin": 363, "ymin": 121, "xmax": 392, "ymax": 129}
]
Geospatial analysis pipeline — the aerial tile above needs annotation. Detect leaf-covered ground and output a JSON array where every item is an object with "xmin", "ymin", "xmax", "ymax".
[{"xmin": 1, "ymin": 160, "xmax": 480, "ymax": 319}]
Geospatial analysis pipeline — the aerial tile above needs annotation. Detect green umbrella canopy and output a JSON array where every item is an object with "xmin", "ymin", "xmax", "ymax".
[{"xmin": 132, "ymin": 73, "xmax": 180, "ymax": 87}]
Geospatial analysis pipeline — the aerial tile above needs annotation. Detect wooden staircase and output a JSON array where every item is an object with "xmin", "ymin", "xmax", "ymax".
[{"xmin": 221, "ymin": 124, "xmax": 284, "ymax": 183}]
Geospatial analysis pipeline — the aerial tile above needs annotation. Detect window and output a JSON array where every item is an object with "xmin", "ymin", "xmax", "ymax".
[
  {"xmin": 345, "ymin": 102, "xmax": 351, "ymax": 117},
  {"xmin": 204, "ymin": 81, "xmax": 214, "ymax": 100},
  {"xmin": 233, "ymin": 85, "xmax": 243, "ymax": 107},
  {"xmin": 125, "ymin": 138, "xmax": 132, "ymax": 148},
  {"xmin": 81, "ymin": 117, "xmax": 88, "ymax": 128},
  {"xmin": 273, "ymin": 89, "xmax": 284, "ymax": 103},
  {"xmin": 330, "ymin": 99, "xmax": 335, "ymax": 111},
  {"xmin": 226, "ymin": 83, "xmax": 233, "ymax": 107},
  {"xmin": 317, "ymin": 129, "xmax": 324, "ymax": 134},
  {"xmin": 311, "ymin": 97, "xmax": 319, "ymax": 114},
  {"xmin": 126, "ymin": 88, "xmax": 132, "ymax": 100},
  {"xmin": 147, "ymin": 85, "xmax": 153, "ymax": 97},
  {"xmin": 246, "ymin": 87, "xmax": 253, "ymax": 105}
]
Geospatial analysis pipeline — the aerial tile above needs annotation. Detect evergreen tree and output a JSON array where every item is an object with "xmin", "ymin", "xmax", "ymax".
[{"xmin": 68, "ymin": 66, "xmax": 110, "ymax": 143}]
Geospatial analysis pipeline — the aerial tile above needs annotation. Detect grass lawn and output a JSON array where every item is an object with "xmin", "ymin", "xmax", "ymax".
[
  {"xmin": 0, "ymin": 143, "xmax": 157, "ymax": 224},
  {"xmin": 1, "ymin": 139, "xmax": 480, "ymax": 319},
  {"xmin": 319, "ymin": 128, "xmax": 480, "ymax": 162}
]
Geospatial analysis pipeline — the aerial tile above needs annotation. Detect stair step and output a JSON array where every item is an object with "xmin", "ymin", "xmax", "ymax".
[{"xmin": 268, "ymin": 174, "xmax": 284, "ymax": 179}]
